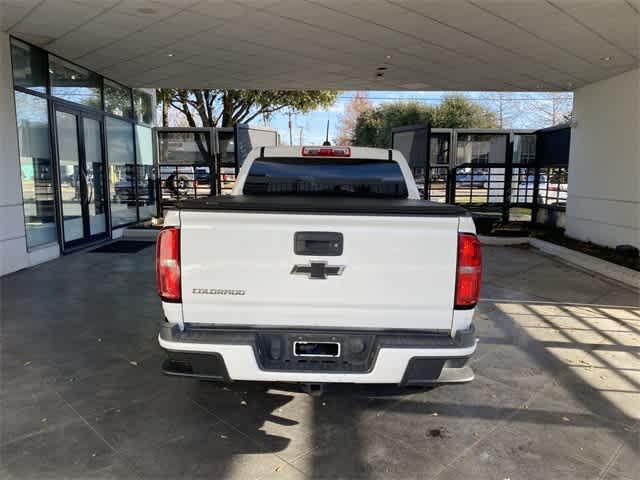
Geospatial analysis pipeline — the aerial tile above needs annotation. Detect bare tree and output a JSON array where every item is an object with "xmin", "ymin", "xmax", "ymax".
[
  {"xmin": 335, "ymin": 92, "xmax": 372, "ymax": 145},
  {"xmin": 481, "ymin": 92, "xmax": 525, "ymax": 128},
  {"xmin": 157, "ymin": 89, "xmax": 338, "ymax": 128},
  {"xmin": 520, "ymin": 92, "xmax": 573, "ymax": 127}
]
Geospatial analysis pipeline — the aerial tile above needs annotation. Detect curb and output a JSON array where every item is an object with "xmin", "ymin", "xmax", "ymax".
[
  {"xmin": 122, "ymin": 228, "xmax": 160, "ymax": 241},
  {"xmin": 480, "ymin": 235, "xmax": 639, "ymax": 290},
  {"xmin": 478, "ymin": 235, "xmax": 529, "ymax": 246}
]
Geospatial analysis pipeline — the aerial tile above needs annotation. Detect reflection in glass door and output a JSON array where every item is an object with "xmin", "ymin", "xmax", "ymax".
[
  {"xmin": 83, "ymin": 117, "xmax": 106, "ymax": 236},
  {"xmin": 55, "ymin": 108, "xmax": 107, "ymax": 249},
  {"xmin": 56, "ymin": 111, "xmax": 84, "ymax": 243}
]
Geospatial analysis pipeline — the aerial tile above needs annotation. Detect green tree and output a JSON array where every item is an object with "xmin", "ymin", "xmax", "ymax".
[
  {"xmin": 157, "ymin": 89, "xmax": 338, "ymax": 128},
  {"xmin": 432, "ymin": 95, "xmax": 498, "ymax": 129},
  {"xmin": 353, "ymin": 95, "xmax": 498, "ymax": 147}
]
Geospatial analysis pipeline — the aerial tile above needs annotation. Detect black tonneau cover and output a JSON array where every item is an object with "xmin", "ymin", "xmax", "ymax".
[{"xmin": 177, "ymin": 195, "xmax": 467, "ymax": 217}]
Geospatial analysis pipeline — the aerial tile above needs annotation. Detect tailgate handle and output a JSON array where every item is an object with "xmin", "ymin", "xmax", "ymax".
[{"xmin": 294, "ymin": 232, "xmax": 343, "ymax": 256}]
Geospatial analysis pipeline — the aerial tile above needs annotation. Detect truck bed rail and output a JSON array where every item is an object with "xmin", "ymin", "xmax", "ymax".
[{"xmin": 176, "ymin": 195, "xmax": 467, "ymax": 217}]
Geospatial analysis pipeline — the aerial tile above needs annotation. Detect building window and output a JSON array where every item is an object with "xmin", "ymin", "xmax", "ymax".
[
  {"xmin": 133, "ymin": 89, "xmax": 153, "ymax": 125},
  {"xmin": 49, "ymin": 55, "xmax": 101, "ymax": 109},
  {"xmin": 106, "ymin": 117, "xmax": 137, "ymax": 227},
  {"xmin": 514, "ymin": 134, "xmax": 536, "ymax": 165},
  {"xmin": 456, "ymin": 134, "xmax": 507, "ymax": 166},
  {"xmin": 104, "ymin": 79, "xmax": 132, "ymax": 118},
  {"xmin": 135, "ymin": 125, "xmax": 156, "ymax": 220},
  {"xmin": 430, "ymin": 133, "xmax": 450, "ymax": 165},
  {"xmin": 10, "ymin": 39, "xmax": 47, "ymax": 94},
  {"xmin": 14, "ymin": 91, "xmax": 57, "ymax": 249}
]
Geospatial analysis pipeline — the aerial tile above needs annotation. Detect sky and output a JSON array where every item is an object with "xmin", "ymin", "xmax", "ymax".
[{"xmin": 260, "ymin": 91, "xmax": 573, "ymax": 146}]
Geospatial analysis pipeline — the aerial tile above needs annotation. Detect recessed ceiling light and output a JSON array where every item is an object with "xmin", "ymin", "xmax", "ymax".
[
  {"xmin": 137, "ymin": 7, "xmax": 156, "ymax": 14},
  {"xmin": 601, "ymin": 56, "xmax": 614, "ymax": 62},
  {"xmin": 71, "ymin": 74, "xmax": 76, "ymax": 80}
]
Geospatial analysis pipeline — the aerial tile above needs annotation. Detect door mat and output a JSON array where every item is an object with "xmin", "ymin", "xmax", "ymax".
[{"xmin": 90, "ymin": 240, "xmax": 155, "ymax": 253}]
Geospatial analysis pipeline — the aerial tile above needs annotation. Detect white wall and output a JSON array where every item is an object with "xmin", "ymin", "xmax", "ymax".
[
  {"xmin": 0, "ymin": 33, "xmax": 59, "ymax": 276},
  {"xmin": 566, "ymin": 68, "xmax": 640, "ymax": 249}
]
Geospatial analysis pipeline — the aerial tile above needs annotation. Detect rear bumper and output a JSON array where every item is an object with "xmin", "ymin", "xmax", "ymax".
[{"xmin": 158, "ymin": 324, "xmax": 477, "ymax": 385}]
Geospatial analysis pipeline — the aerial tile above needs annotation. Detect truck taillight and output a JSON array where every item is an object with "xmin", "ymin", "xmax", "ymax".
[
  {"xmin": 302, "ymin": 146, "xmax": 351, "ymax": 157},
  {"xmin": 156, "ymin": 227, "xmax": 181, "ymax": 302},
  {"xmin": 455, "ymin": 233, "xmax": 482, "ymax": 309}
]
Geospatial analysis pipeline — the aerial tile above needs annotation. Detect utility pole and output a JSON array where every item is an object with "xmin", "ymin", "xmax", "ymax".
[
  {"xmin": 287, "ymin": 110, "xmax": 293, "ymax": 145},
  {"xmin": 299, "ymin": 126, "xmax": 304, "ymax": 146}
]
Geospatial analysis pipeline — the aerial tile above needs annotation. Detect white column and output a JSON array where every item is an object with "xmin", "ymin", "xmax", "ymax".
[{"xmin": 566, "ymin": 68, "xmax": 640, "ymax": 249}]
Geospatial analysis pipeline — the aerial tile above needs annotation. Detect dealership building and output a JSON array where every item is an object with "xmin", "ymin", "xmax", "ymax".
[
  {"xmin": 1, "ymin": 35, "xmax": 156, "ymax": 275},
  {"xmin": 0, "ymin": 1, "xmax": 638, "ymax": 276}
]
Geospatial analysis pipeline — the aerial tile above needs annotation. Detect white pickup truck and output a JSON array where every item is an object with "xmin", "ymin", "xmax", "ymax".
[{"xmin": 156, "ymin": 146, "xmax": 481, "ymax": 388}]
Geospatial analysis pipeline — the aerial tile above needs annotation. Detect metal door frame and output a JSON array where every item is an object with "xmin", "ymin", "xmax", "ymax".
[{"xmin": 51, "ymin": 102, "xmax": 109, "ymax": 251}]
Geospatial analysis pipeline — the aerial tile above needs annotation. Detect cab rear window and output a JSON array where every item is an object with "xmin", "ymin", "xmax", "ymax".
[{"xmin": 243, "ymin": 157, "xmax": 408, "ymax": 198}]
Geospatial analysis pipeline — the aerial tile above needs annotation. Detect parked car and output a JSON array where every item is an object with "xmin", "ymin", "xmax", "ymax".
[
  {"xmin": 456, "ymin": 170, "xmax": 488, "ymax": 188},
  {"xmin": 156, "ymin": 146, "xmax": 481, "ymax": 389},
  {"xmin": 511, "ymin": 174, "xmax": 568, "ymax": 204}
]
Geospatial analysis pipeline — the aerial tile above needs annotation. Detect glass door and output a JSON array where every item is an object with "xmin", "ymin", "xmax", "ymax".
[{"xmin": 55, "ymin": 107, "xmax": 108, "ymax": 249}]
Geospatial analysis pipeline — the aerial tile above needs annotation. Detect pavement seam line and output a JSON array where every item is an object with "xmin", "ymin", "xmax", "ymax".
[
  {"xmin": 431, "ymin": 379, "xmax": 553, "ymax": 479},
  {"xmin": 52, "ymin": 390, "xmax": 143, "ymax": 480},
  {"xmin": 597, "ymin": 440, "xmax": 625, "ymax": 480},
  {"xmin": 190, "ymin": 398, "xmax": 309, "ymax": 477},
  {"xmin": 54, "ymin": 390, "xmax": 118, "ymax": 451}
]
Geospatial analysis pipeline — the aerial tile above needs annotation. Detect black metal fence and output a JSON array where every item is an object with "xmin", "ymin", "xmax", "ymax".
[
  {"xmin": 393, "ymin": 126, "xmax": 571, "ymax": 224},
  {"xmin": 155, "ymin": 125, "xmax": 278, "ymax": 214}
]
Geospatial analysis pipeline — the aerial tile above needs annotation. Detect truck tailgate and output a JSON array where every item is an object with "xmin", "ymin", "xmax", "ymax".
[{"xmin": 179, "ymin": 208, "xmax": 460, "ymax": 331}]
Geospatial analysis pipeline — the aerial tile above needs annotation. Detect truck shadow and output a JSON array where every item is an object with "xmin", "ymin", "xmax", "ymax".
[{"xmin": 191, "ymin": 379, "xmax": 429, "ymax": 478}]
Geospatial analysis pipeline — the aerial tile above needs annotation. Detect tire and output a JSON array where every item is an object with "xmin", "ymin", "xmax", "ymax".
[{"xmin": 165, "ymin": 174, "xmax": 191, "ymax": 198}]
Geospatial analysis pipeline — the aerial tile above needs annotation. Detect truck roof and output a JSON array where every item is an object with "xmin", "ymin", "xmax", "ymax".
[{"xmin": 261, "ymin": 146, "xmax": 399, "ymax": 161}]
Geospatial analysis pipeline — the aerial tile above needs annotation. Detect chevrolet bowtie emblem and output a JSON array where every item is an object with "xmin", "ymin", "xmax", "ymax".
[{"xmin": 290, "ymin": 261, "xmax": 345, "ymax": 280}]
